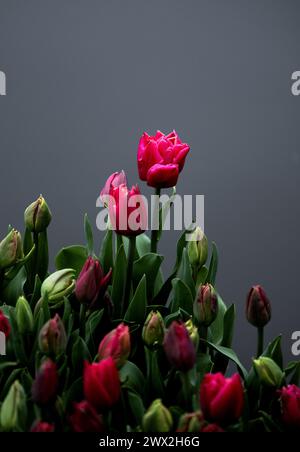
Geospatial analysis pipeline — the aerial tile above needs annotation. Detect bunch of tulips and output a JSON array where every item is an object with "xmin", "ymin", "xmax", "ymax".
[{"xmin": 0, "ymin": 130, "xmax": 299, "ymax": 433}]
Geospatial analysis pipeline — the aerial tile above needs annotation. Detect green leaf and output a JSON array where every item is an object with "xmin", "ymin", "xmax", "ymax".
[
  {"xmin": 99, "ymin": 229, "xmax": 114, "ymax": 274},
  {"xmin": 145, "ymin": 347, "xmax": 165, "ymax": 399},
  {"xmin": 55, "ymin": 245, "xmax": 88, "ymax": 277},
  {"xmin": 124, "ymin": 275, "xmax": 147, "ymax": 324},
  {"xmin": 1, "ymin": 267, "xmax": 27, "ymax": 306},
  {"xmin": 126, "ymin": 389, "xmax": 145, "ymax": 426},
  {"xmin": 170, "ymin": 278, "xmax": 193, "ymax": 315},
  {"xmin": 120, "ymin": 361, "xmax": 146, "ymax": 395},
  {"xmin": 84, "ymin": 213, "xmax": 94, "ymax": 256},
  {"xmin": 36, "ymin": 230, "xmax": 49, "ymax": 281},
  {"xmin": 285, "ymin": 361, "xmax": 300, "ymax": 385},
  {"xmin": 30, "ymin": 275, "xmax": 42, "ymax": 309},
  {"xmin": 111, "ymin": 244, "xmax": 127, "ymax": 318},
  {"xmin": 206, "ymin": 242, "xmax": 218, "ymax": 286},
  {"xmin": 258, "ymin": 411, "xmax": 283, "ymax": 432},
  {"xmin": 206, "ymin": 341, "xmax": 248, "ymax": 379},
  {"xmin": 208, "ymin": 294, "xmax": 227, "ymax": 344},
  {"xmin": 176, "ymin": 248, "xmax": 195, "ymax": 297},
  {"xmin": 212, "ymin": 304, "xmax": 236, "ymax": 374},
  {"xmin": 136, "ymin": 233, "xmax": 151, "ymax": 257},
  {"xmin": 85, "ymin": 309, "xmax": 104, "ymax": 347},
  {"xmin": 196, "ymin": 266, "xmax": 208, "ymax": 288},
  {"xmin": 64, "ymin": 377, "xmax": 83, "ymax": 410},
  {"xmin": 133, "ymin": 253, "xmax": 164, "ymax": 300},
  {"xmin": 72, "ymin": 336, "xmax": 91, "ymax": 374},
  {"xmin": 263, "ymin": 335, "xmax": 283, "ymax": 368}
]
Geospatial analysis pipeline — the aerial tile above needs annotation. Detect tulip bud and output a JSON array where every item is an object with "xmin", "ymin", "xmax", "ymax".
[
  {"xmin": 24, "ymin": 195, "xmax": 52, "ymax": 233},
  {"xmin": 30, "ymin": 421, "xmax": 55, "ymax": 432},
  {"xmin": 185, "ymin": 319, "xmax": 199, "ymax": 350},
  {"xmin": 41, "ymin": 268, "xmax": 75, "ymax": 302},
  {"xmin": 39, "ymin": 314, "xmax": 67, "ymax": 356},
  {"xmin": 201, "ymin": 423, "xmax": 224, "ymax": 432},
  {"xmin": 98, "ymin": 323, "xmax": 130, "ymax": 367},
  {"xmin": 194, "ymin": 284, "xmax": 218, "ymax": 327},
  {"xmin": 0, "ymin": 229, "xmax": 23, "ymax": 269},
  {"xmin": 0, "ymin": 309, "xmax": 11, "ymax": 338},
  {"xmin": 32, "ymin": 359, "xmax": 59, "ymax": 405},
  {"xmin": 83, "ymin": 357, "xmax": 121, "ymax": 410},
  {"xmin": 142, "ymin": 399, "xmax": 173, "ymax": 432},
  {"xmin": 15, "ymin": 296, "xmax": 34, "ymax": 334},
  {"xmin": 0, "ymin": 380, "xmax": 27, "ymax": 431},
  {"xmin": 177, "ymin": 411, "xmax": 204, "ymax": 432},
  {"xmin": 280, "ymin": 384, "xmax": 300, "ymax": 429},
  {"xmin": 75, "ymin": 257, "xmax": 112, "ymax": 307},
  {"xmin": 142, "ymin": 310, "xmax": 165, "ymax": 347},
  {"xmin": 187, "ymin": 227, "xmax": 208, "ymax": 268},
  {"xmin": 246, "ymin": 285, "xmax": 271, "ymax": 328},
  {"xmin": 253, "ymin": 357, "xmax": 284, "ymax": 388},
  {"xmin": 163, "ymin": 321, "xmax": 196, "ymax": 372},
  {"xmin": 69, "ymin": 400, "xmax": 105, "ymax": 432}
]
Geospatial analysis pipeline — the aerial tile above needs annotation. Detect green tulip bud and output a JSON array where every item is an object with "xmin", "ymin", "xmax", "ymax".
[
  {"xmin": 41, "ymin": 269, "xmax": 75, "ymax": 302},
  {"xmin": 194, "ymin": 283, "xmax": 218, "ymax": 327},
  {"xmin": 177, "ymin": 411, "xmax": 204, "ymax": 432},
  {"xmin": 142, "ymin": 399, "xmax": 173, "ymax": 432},
  {"xmin": 0, "ymin": 229, "xmax": 23, "ymax": 269},
  {"xmin": 185, "ymin": 319, "xmax": 199, "ymax": 350},
  {"xmin": 187, "ymin": 226, "xmax": 208, "ymax": 268},
  {"xmin": 15, "ymin": 296, "xmax": 34, "ymax": 334},
  {"xmin": 0, "ymin": 380, "xmax": 27, "ymax": 431},
  {"xmin": 142, "ymin": 311, "xmax": 165, "ymax": 347},
  {"xmin": 24, "ymin": 195, "xmax": 52, "ymax": 233},
  {"xmin": 253, "ymin": 357, "xmax": 284, "ymax": 388}
]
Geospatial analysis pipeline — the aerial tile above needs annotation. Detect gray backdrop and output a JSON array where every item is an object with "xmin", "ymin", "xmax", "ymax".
[{"xmin": 1, "ymin": 0, "xmax": 299, "ymax": 366}]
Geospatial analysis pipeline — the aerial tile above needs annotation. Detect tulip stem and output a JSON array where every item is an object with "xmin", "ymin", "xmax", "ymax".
[
  {"xmin": 257, "ymin": 327, "xmax": 264, "ymax": 358},
  {"xmin": 151, "ymin": 188, "xmax": 161, "ymax": 253},
  {"xmin": 79, "ymin": 304, "xmax": 87, "ymax": 338},
  {"xmin": 122, "ymin": 236, "xmax": 136, "ymax": 316}
]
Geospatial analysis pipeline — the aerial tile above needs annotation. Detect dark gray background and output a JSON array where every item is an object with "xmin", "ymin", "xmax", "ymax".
[{"xmin": 0, "ymin": 0, "xmax": 299, "ymax": 366}]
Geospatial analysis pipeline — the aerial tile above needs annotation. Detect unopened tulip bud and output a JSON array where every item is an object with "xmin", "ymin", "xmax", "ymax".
[
  {"xmin": 187, "ymin": 226, "xmax": 208, "ymax": 268},
  {"xmin": 30, "ymin": 421, "xmax": 55, "ymax": 432},
  {"xmin": 185, "ymin": 319, "xmax": 199, "ymax": 350},
  {"xmin": 142, "ymin": 399, "xmax": 173, "ymax": 432},
  {"xmin": 24, "ymin": 195, "xmax": 52, "ymax": 233},
  {"xmin": 0, "ymin": 380, "xmax": 27, "ymax": 431},
  {"xmin": 194, "ymin": 284, "xmax": 218, "ymax": 327},
  {"xmin": 75, "ymin": 257, "xmax": 112, "ymax": 307},
  {"xmin": 41, "ymin": 269, "xmax": 75, "ymax": 302},
  {"xmin": 15, "ymin": 296, "xmax": 34, "ymax": 334},
  {"xmin": 253, "ymin": 357, "xmax": 284, "ymax": 388},
  {"xmin": 246, "ymin": 285, "xmax": 271, "ymax": 328},
  {"xmin": 163, "ymin": 321, "xmax": 196, "ymax": 372},
  {"xmin": 39, "ymin": 314, "xmax": 67, "ymax": 356},
  {"xmin": 142, "ymin": 311, "xmax": 165, "ymax": 347},
  {"xmin": 98, "ymin": 323, "xmax": 130, "ymax": 367},
  {"xmin": 32, "ymin": 359, "xmax": 59, "ymax": 405},
  {"xmin": 177, "ymin": 411, "xmax": 204, "ymax": 432},
  {"xmin": 0, "ymin": 229, "xmax": 23, "ymax": 269}
]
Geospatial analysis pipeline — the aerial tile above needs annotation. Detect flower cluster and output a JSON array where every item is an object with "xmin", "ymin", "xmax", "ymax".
[{"xmin": 0, "ymin": 130, "xmax": 299, "ymax": 433}]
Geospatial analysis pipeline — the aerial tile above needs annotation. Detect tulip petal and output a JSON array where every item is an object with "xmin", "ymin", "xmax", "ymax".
[{"xmin": 146, "ymin": 163, "xmax": 179, "ymax": 188}]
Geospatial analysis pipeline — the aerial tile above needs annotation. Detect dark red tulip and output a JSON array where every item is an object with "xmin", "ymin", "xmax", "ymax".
[
  {"xmin": 75, "ymin": 257, "xmax": 112, "ymax": 307},
  {"xmin": 0, "ymin": 309, "xmax": 10, "ymax": 338},
  {"xmin": 98, "ymin": 323, "xmax": 130, "ymax": 367},
  {"xmin": 69, "ymin": 400, "xmax": 105, "ymax": 432},
  {"xmin": 83, "ymin": 357, "xmax": 121, "ymax": 410},
  {"xmin": 30, "ymin": 421, "xmax": 55, "ymax": 432},
  {"xmin": 137, "ymin": 130, "xmax": 190, "ymax": 188},
  {"xmin": 280, "ymin": 385, "xmax": 300, "ymax": 429},
  {"xmin": 200, "ymin": 373, "xmax": 244, "ymax": 425},
  {"xmin": 163, "ymin": 321, "xmax": 196, "ymax": 372},
  {"xmin": 201, "ymin": 423, "xmax": 224, "ymax": 433},
  {"xmin": 107, "ymin": 183, "xmax": 147, "ymax": 237},
  {"xmin": 32, "ymin": 359, "xmax": 58, "ymax": 405},
  {"xmin": 246, "ymin": 285, "xmax": 271, "ymax": 328}
]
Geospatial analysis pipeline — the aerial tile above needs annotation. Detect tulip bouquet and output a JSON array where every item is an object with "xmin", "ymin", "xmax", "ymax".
[{"xmin": 0, "ymin": 130, "xmax": 299, "ymax": 433}]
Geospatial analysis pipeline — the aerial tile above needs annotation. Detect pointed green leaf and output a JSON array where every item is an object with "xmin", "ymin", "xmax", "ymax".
[
  {"xmin": 133, "ymin": 253, "xmax": 164, "ymax": 300},
  {"xmin": 124, "ymin": 275, "xmax": 147, "ymax": 324},
  {"xmin": 170, "ymin": 278, "xmax": 193, "ymax": 315},
  {"xmin": 55, "ymin": 245, "xmax": 88, "ymax": 277},
  {"xmin": 206, "ymin": 242, "xmax": 218, "ymax": 286},
  {"xmin": 84, "ymin": 213, "xmax": 94, "ymax": 255},
  {"xmin": 111, "ymin": 244, "xmax": 127, "ymax": 318},
  {"xmin": 176, "ymin": 248, "xmax": 195, "ymax": 297}
]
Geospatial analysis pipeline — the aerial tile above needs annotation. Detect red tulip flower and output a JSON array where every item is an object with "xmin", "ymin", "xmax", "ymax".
[
  {"xmin": 107, "ymin": 183, "xmax": 147, "ymax": 237},
  {"xmin": 200, "ymin": 373, "xmax": 244, "ymax": 425},
  {"xmin": 137, "ymin": 130, "xmax": 190, "ymax": 188},
  {"xmin": 69, "ymin": 400, "xmax": 105, "ymax": 432},
  {"xmin": 83, "ymin": 357, "xmax": 121, "ymax": 410},
  {"xmin": 75, "ymin": 257, "xmax": 112, "ymax": 307},
  {"xmin": 0, "ymin": 309, "xmax": 10, "ymax": 338},
  {"xmin": 201, "ymin": 423, "xmax": 224, "ymax": 432},
  {"xmin": 31, "ymin": 421, "xmax": 55, "ymax": 432},
  {"xmin": 246, "ymin": 285, "xmax": 271, "ymax": 328},
  {"xmin": 98, "ymin": 323, "xmax": 131, "ymax": 367},
  {"xmin": 100, "ymin": 171, "xmax": 127, "ymax": 202},
  {"xmin": 163, "ymin": 321, "xmax": 196, "ymax": 372},
  {"xmin": 32, "ymin": 359, "xmax": 59, "ymax": 405},
  {"xmin": 280, "ymin": 385, "xmax": 300, "ymax": 428}
]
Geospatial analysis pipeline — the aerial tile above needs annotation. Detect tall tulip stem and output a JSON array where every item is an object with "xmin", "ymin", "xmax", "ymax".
[
  {"xmin": 122, "ymin": 236, "xmax": 136, "ymax": 316},
  {"xmin": 151, "ymin": 188, "xmax": 161, "ymax": 253},
  {"xmin": 257, "ymin": 326, "xmax": 264, "ymax": 358}
]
